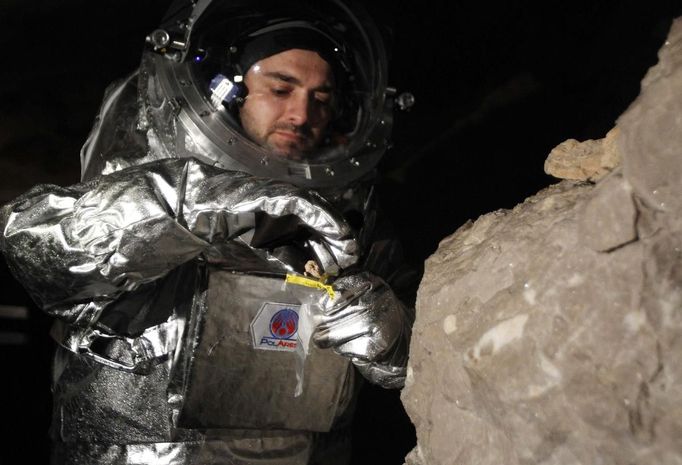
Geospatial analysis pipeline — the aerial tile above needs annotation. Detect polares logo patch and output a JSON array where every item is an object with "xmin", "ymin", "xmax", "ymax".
[{"xmin": 250, "ymin": 302, "xmax": 300, "ymax": 352}]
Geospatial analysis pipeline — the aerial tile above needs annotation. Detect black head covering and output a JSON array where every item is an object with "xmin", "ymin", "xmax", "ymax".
[{"xmin": 237, "ymin": 26, "xmax": 346, "ymax": 84}]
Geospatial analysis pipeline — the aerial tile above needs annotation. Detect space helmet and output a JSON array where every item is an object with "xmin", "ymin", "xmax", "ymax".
[{"xmin": 141, "ymin": 0, "xmax": 395, "ymax": 188}]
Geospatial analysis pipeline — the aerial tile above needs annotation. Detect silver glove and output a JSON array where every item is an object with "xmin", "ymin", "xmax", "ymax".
[
  {"xmin": 313, "ymin": 272, "xmax": 413, "ymax": 388},
  {"xmin": 0, "ymin": 158, "xmax": 358, "ymax": 314}
]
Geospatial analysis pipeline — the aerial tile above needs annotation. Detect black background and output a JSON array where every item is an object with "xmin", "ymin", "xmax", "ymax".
[{"xmin": 1, "ymin": 1, "xmax": 680, "ymax": 464}]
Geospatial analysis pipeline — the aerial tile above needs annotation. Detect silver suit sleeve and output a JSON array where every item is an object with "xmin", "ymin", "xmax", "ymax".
[
  {"xmin": 313, "ymin": 271, "xmax": 414, "ymax": 388},
  {"xmin": 183, "ymin": 160, "xmax": 358, "ymax": 273},
  {"xmin": 0, "ymin": 157, "xmax": 358, "ymax": 318}
]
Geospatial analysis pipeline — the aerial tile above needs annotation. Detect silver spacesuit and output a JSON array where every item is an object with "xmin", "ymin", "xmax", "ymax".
[{"xmin": 0, "ymin": 1, "xmax": 414, "ymax": 464}]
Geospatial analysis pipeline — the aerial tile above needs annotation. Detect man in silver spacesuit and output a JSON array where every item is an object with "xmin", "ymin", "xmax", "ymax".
[{"xmin": 0, "ymin": 0, "xmax": 414, "ymax": 464}]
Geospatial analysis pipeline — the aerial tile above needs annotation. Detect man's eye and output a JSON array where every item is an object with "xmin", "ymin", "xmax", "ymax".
[
  {"xmin": 314, "ymin": 94, "xmax": 332, "ymax": 106},
  {"xmin": 271, "ymin": 88, "xmax": 290, "ymax": 96}
]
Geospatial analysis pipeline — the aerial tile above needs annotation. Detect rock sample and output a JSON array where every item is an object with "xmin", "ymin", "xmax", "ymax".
[
  {"xmin": 544, "ymin": 127, "xmax": 620, "ymax": 182},
  {"xmin": 402, "ymin": 18, "xmax": 682, "ymax": 465}
]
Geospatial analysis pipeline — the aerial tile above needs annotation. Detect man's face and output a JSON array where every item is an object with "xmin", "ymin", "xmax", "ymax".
[{"xmin": 239, "ymin": 48, "xmax": 335, "ymax": 159}]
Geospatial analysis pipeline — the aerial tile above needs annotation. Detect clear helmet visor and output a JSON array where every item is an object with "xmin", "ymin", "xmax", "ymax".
[
  {"xmin": 220, "ymin": 48, "xmax": 340, "ymax": 161},
  {"xmin": 157, "ymin": 0, "xmax": 391, "ymax": 186}
]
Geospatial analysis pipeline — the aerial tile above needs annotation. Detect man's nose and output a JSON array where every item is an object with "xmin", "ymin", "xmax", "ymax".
[{"xmin": 285, "ymin": 94, "xmax": 311, "ymax": 126}]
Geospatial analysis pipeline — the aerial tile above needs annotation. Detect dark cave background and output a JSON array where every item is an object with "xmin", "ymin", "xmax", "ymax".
[{"xmin": 1, "ymin": 1, "xmax": 680, "ymax": 463}]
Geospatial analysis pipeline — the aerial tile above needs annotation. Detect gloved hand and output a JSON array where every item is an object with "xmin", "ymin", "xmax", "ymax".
[{"xmin": 312, "ymin": 271, "xmax": 413, "ymax": 388}]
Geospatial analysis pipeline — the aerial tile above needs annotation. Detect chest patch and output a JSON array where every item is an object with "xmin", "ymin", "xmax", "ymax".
[{"xmin": 250, "ymin": 302, "xmax": 300, "ymax": 352}]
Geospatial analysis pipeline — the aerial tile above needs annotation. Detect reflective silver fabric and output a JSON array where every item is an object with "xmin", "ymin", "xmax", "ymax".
[
  {"xmin": 0, "ymin": 61, "xmax": 414, "ymax": 464},
  {"xmin": 80, "ymin": 72, "xmax": 159, "ymax": 180},
  {"xmin": 313, "ymin": 272, "xmax": 412, "ymax": 389},
  {"xmin": 51, "ymin": 317, "xmax": 179, "ymax": 373},
  {"xmin": 0, "ymin": 158, "xmax": 358, "ymax": 314},
  {"xmin": 47, "ymin": 268, "xmax": 354, "ymax": 465},
  {"xmin": 51, "ymin": 431, "xmax": 353, "ymax": 465}
]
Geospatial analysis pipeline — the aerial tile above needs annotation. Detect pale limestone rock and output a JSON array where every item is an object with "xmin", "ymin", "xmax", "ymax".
[
  {"xmin": 578, "ymin": 172, "xmax": 637, "ymax": 252},
  {"xmin": 619, "ymin": 19, "xmax": 682, "ymax": 213},
  {"xmin": 403, "ymin": 18, "xmax": 682, "ymax": 465},
  {"xmin": 544, "ymin": 127, "xmax": 620, "ymax": 182}
]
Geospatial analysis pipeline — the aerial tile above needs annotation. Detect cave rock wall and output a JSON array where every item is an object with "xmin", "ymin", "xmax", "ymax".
[{"xmin": 402, "ymin": 18, "xmax": 682, "ymax": 465}]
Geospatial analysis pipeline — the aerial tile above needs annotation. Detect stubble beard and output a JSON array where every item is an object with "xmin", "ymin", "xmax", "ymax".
[
  {"xmin": 240, "ymin": 108, "xmax": 318, "ymax": 159},
  {"xmin": 263, "ymin": 122, "xmax": 317, "ymax": 159}
]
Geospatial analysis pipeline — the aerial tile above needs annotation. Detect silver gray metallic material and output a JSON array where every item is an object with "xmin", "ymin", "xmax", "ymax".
[
  {"xmin": 313, "ymin": 272, "xmax": 412, "ymax": 389},
  {"xmin": 0, "ymin": 156, "xmax": 390, "ymax": 463},
  {"xmin": 0, "ymin": 2, "xmax": 415, "ymax": 462},
  {"xmin": 2, "ymin": 158, "xmax": 357, "ymax": 311},
  {"xmin": 0, "ymin": 76, "xmax": 415, "ymax": 462}
]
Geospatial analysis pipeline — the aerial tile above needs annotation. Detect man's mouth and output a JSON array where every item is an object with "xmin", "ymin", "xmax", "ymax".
[{"xmin": 273, "ymin": 130, "xmax": 306, "ymax": 142}]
